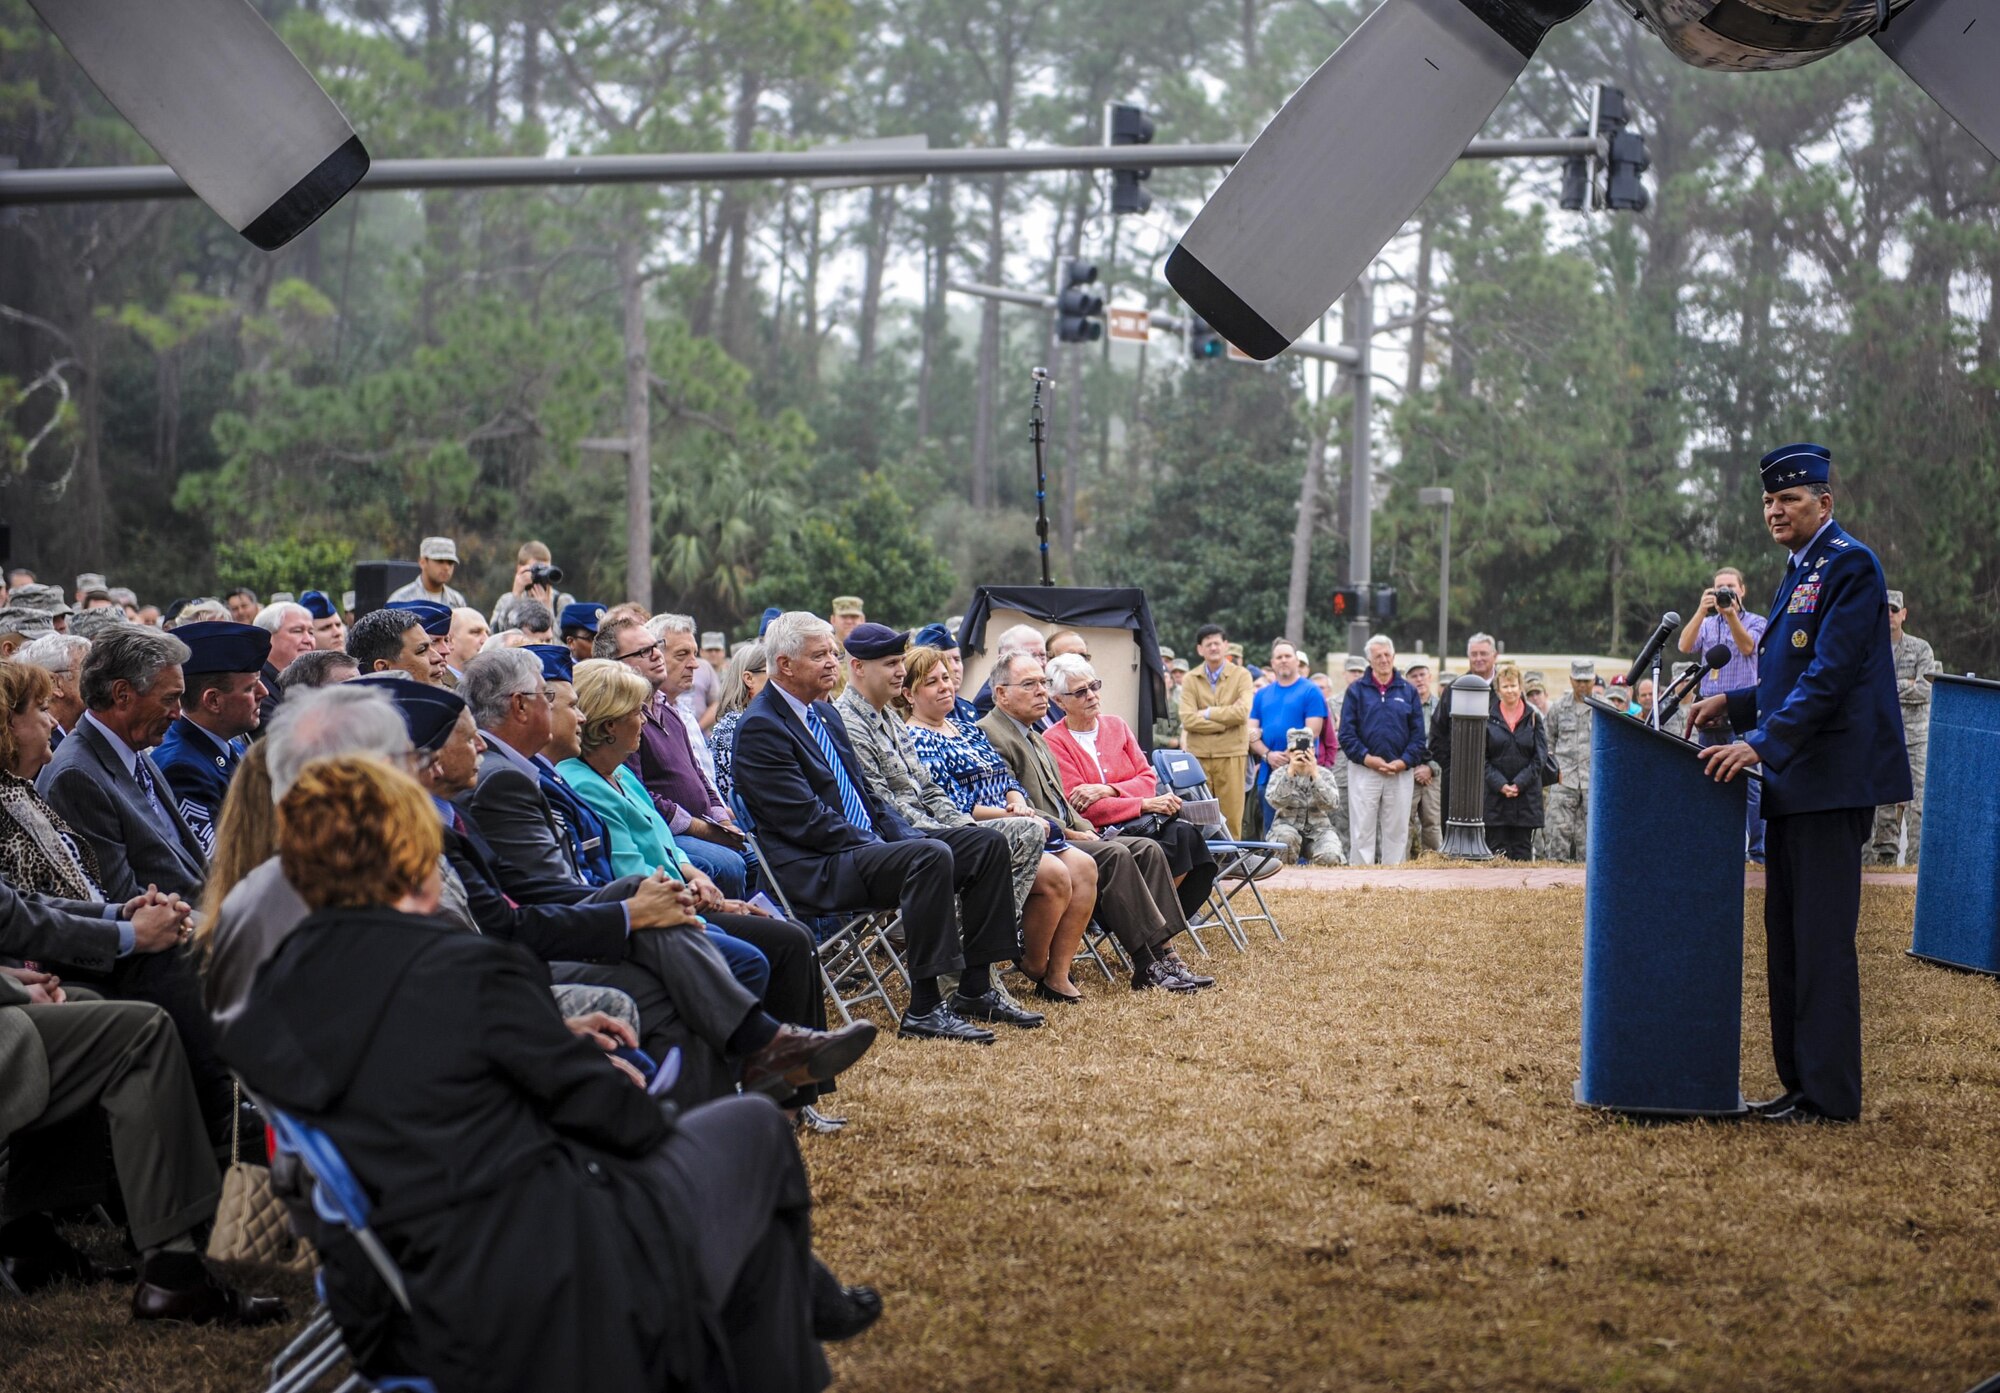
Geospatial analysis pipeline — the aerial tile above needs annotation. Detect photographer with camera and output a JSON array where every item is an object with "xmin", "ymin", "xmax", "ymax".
[
  {"xmin": 1267, "ymin": 727, "xmax": 1345, "ymax": 866},
  {"xmin": 1677, "ymin": 565, "xmax": 1767, "ymax": 861},
  {"xmin": 491, "ymin": 539, "xmax": 577, "ymax": 633}
]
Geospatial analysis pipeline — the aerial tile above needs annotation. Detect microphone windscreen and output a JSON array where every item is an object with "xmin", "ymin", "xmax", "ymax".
[{"xmin": 1704, "ymin": 643, "xmax": 1732, "ymax": 669}]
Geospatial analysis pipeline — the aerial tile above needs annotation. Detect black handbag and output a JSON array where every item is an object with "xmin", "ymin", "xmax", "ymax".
[{"xmin": 1105, "ymin": 809, "xmax": 1178, "ymax": 840}]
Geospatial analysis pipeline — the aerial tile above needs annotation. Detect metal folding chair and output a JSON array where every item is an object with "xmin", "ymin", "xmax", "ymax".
[
  {"xmin": 1152, "ymin": 749, "xmax": 1287, "ymax": 948},
  {"xmin": 262, "ymin": 1108, "xmax": 438, "ymax": 1393},
  {"xmin": 730, "ymin": 793, "xmax": 907, "ymax": 1026}
]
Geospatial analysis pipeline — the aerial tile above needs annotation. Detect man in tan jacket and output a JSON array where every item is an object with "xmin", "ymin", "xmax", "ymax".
[{"xmin": 1178, "ymin": 624, "xmax": 1254, "ymax": 836}]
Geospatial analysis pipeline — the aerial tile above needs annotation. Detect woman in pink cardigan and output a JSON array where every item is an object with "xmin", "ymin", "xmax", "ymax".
[{"xmin": 1044, "ymin": 654, "xmax": 1218, "ymax": 918}]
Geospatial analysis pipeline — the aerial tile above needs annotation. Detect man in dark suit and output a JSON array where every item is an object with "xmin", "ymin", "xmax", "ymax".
[
  {"xmin": 0, "ymin": 877, "xmax": 283, "ymax": 1325},
  {"xmin": 155, "ymin": 622, "xmax": 271, "ymax": 858},
  {"xmin": 735, "ymin": 611, "xmax": 1035, "ymax": 1043},
  {"xmin": 1691, "ymin": 443, "xmax": 1912, "ymax": 1124},
  {"xmin": 979, "ymin": 652, "xmax": 1213, "ymax": 993},
  {"xmin": 36, "ymin": 625, "xmax": 228, "ymax": 1129}
]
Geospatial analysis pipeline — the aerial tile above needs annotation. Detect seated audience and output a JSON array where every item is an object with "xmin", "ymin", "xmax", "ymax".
[
  {"xmin": 973, "ymin": 652, "xmax": 1214, "ymax": 993},
  {"xmin": 217, "ymin": 755, "xmax": 877, "ymax": 1391},
  {"xmin": 224, "ymin": 588, "xmax": 259, "ymax": 624},
  {"xmin": 970, "ymin": 623, "xmax": 1046, "ymax": 718},
  {"xmin": 559, "ymin": 602, "xmax": 607, "ymax": 663},
  {"xmin": 278, "ymin": 648, "xmax": 361, "ymax": 691},
  {"xmin": 346, "ymin": 607, "xmax": 443, "ymax": 685},
  {"xmin": 155, "ymin": 622, "xmax": 271, "ymax": 857},
  {"xmin": 708, "ymin": 639, "xmax": 767, "ymax": 805},
  {"xmin": 251, "ymin": 600, "xmax": 315, "ymax": 729},
  {"xmin": 15, "ymin": 632, "xmax": 90, "ymax": 750},
  {"xmin": 734, "ymin": 612, "xmax": 1034, "ymax": 1043},
  {"xmin": 911, "ymin": 622, "xmax": 980, "ymax": 724},
  {"xmin": 445, "ymin": 607, "xmax": 490, "ymax": 681},
  {"xmin": 596, "ymin": 615, "xmax": 748, "ymax": 898},
  {"xmin": 1044, "ymin": 652, "xmax": 1218, "ymax": 916},
  {"xmin": 514, "ymin": 599, "xmax": 556, "ymax": 645},
  {"xmin": 843, "ymin": 636, "xmax": 1091, "ymax": 1004},
  {"xmin": 0, "ymin": 876, "xmax": 281, "ymax": 1325}
]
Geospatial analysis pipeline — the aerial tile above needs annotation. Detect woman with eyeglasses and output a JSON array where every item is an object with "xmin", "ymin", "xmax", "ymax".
[{"xmin": 1044, "ymin": 653, "xmax": 1218, "ymax": 917}]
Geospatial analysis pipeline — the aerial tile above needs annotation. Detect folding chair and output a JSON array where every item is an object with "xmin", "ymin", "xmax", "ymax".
[
  {"xmin": 730, "ymin": 793, "xmax": 907, "ymax": 1027},
  {"xmin": 1151, "ymin": 749, "xmax": 1287, "ymax": 948},
  {"xmin": 262, "ymin": 1109, "xmax": 438, "ymax": 1393}
]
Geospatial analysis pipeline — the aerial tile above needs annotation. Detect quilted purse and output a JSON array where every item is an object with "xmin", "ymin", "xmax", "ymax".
[{"xmin": 206, "ymin": 1082, "xmax": 313, "ymax": 1271}]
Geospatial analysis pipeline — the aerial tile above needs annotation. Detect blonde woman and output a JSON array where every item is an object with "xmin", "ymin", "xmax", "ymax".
[{"xmin": 1483, "ymin": 663, "xmax": 1549, "ymax": 861}]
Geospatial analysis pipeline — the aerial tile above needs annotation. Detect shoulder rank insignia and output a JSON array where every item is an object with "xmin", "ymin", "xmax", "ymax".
[
  {"xmin": 1830, "ymin": 537, "xmax": 1850, "ymax": 548},
  {"xmin": 1792, "ymin": 629, "xmax": 1808, "ymax": 648}
]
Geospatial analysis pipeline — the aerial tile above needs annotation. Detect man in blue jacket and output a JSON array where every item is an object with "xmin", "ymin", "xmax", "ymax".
[
  {"xmin": 1691, "ymin": 443, "xmax": 1910, "ymax": 1124},
  {"xmin": 1338, "ymin": 635, "xmax": 1428, "ymax": 865}
]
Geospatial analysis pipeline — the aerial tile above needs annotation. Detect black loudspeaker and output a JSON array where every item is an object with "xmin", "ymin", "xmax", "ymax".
[
  {"xmin": 0, "ymin": 523, "xmax": 11, "ymax": 576},
  {"xmin": 351, "ymin": 560, "xmax": 419, "ymax": 618}
]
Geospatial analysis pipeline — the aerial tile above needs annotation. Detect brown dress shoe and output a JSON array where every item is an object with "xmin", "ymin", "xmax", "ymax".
[
  {"xmin": 740, "ymin": 1021, "xmax": 878, "ymax": 1098},
  {"xmin": 131, "ymin": 1255, "xmax": 289, "ymax": 1327}
]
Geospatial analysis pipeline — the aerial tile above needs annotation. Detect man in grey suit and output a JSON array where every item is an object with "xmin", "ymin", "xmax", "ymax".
[
  {"xmin": 460, "ymin": 646, "xmax": 584, "ymax": 891},
  {"xmin": 0, "ymin": 879, "xmax": 281, "ymax": 1324},
  {"xmin": 36, "ymin": 626, "xmax": 226, "ymax": 1129}
]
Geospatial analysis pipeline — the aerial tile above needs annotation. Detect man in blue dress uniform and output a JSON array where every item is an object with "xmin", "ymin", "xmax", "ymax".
[
  {"xmin": 1689, "ymin": 443, "xmax": 1910, "ymax": 1123},
  {"xmin": 155, "ymin": 621, "xmax": 272, "ymax": 857}
]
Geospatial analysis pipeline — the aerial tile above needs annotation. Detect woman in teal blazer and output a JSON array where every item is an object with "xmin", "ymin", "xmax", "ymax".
[{"xmin": 559, "ymin": 666, "xmax": 701, "ymax": 883}]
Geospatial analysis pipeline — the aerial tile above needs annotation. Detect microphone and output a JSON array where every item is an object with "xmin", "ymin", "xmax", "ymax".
[
  {"xmin": 1623, "ymin": 611, "xmax": 1681, "ymax": 689},
  {"xmin": 1657, "ymin": 643, "xmax": 1732, "ymax": 726}
]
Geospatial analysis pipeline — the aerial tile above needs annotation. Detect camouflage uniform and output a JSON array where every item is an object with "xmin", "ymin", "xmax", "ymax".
[
  {"xmin": 1152, "ymin": 696, "xmax": 1182, "ymax": 750},
  {"xmin": 1871, "ymin": 629, "xmax": 1939, "ymax": 865},
  {"xmin": 1266, "ymin": 762, "xmax": 1345, "ymax": 866},
  {"xmin": 1540, "ymin": 691, "xmax": 1592, "ymax": 862},
  {"xmin": 833, "ymin": 687, "xmax": 1043, "ymax": 907}
]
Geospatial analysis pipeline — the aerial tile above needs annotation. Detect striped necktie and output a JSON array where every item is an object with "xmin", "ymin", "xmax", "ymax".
[{"xmin": 803, "ymin": 704, "xmax": 876, "ymax": 837}]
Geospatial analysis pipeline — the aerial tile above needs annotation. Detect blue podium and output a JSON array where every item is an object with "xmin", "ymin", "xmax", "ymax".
[
  {"xmin": 1575, "ymin": 702, "xmax": 1749, "ymax": 1117},
  {"xmin": 1909, "ymin": 675, "xmax": 2000, "ymax": 975}
]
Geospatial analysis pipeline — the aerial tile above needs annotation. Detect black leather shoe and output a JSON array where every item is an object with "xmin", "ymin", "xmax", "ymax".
[
  {"xmin": 950, "ymin": 989, "xmax": 1044, "ymax": 1029},
  {"xmin": 1031, "ymin": 980, "xmax": 1084, "ymax": 1004},
  {"xmin": 1160, "ymin": 950, "xmax": 1215, "ymax": 989},
  {"xmin": 813, "ymin": 1282, "xmax": 884, "ymax": 1341},
  {"xmin": 1759, "ymin": 1100, "xmax": 1856, "ymax": 1125},
  {"xmin": 0, "ymin": 1216, "xmax": 136, "ymax": 1293},
  {"xmin": 131, "ymin": 1257, "xmax": 288, "ymax": 1327},
  {"xmin": 1748, "ymin": 1090, "xmax": 1806, "ymax": 1116},
  {"xmin": 1132, "ymin": 960, "xmax": 1202, "ymax": 993},
  {"xmin": 898, "ymin": 1004, "xmax": 996, "ymax": 1044}
]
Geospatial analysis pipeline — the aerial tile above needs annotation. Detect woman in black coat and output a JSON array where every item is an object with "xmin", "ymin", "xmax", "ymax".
[
  {"xmin": 218, "ymin": 757, "xmax": 876, "ymax": 1393},
  {"xmin": 1483, "ymin": 665, "xmax": 1549, "ymax": 861}
]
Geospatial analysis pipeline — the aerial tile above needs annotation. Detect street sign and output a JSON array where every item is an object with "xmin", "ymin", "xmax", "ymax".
[{"xmin": 1107, "ymin": 306, "xmax": 1150, "ymax": 343}]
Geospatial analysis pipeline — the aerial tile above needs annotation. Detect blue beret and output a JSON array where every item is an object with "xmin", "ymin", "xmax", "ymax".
[
  {"xmin": 912, "ymin": 622, "xmax": 958, "ymax": 652},
  {"xmin": 1759, "ymin": 442, "xmax": 1830, "ymax": 492},
  {"xmin": 173, "ymin": 621, "xmax": 273, "ymax": 675},
  {"xmin": 385, "ymin": 599, "xmax": 454, "ymax": 637},
  {"xmin": 843, "ymin": 622, "xmax": 910, "ymax": 660},
  {"xmin": 558, "ymin": 602, "xmax": 606, "ymax": 635},
  {"xmin": 758, "ymin": 606, "xmax": 783, "ymax": 637},
  {"xmin": 352, "ymin": 673, "xmax": 466, "ymax": 752},
  {"xmin": 525, "ymin": 643, "xmax": 575, "ymax": 685},
  {"xmin": 299, "ymin": 589, "xmax": 338, "ymax": 620}
]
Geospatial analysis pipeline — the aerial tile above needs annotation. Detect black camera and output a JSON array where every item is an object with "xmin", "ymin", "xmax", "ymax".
[
  {"xmin": 1285, "ymin": 728, "xmax": 1314, "ymax": 753},
  {"xmin": 1713, "ymin": 586, "xmax": 1736, "ymax": 611},
  {"xmin": 530, "ymin": 562, "xmax": 564, "ymax": 588}
]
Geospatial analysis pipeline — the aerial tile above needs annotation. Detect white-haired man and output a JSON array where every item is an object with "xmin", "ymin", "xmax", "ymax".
[
  {"xmin": 251, "ymin": 600, "xmax": 314, "ymax": 730},
  {"xmin": 970, "ymin": 623, "xmax": 1046, "ymax": 720},
  {"xmin": 1337, "ymin": 636, "xmax": 1427, "ymax": 865},
  {"xmin": 17, "ymin": 632, "xmax": 91, "ymax": 753}
]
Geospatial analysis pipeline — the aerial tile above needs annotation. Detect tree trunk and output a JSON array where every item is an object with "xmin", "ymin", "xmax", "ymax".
[
  {"xmin": 717, "ymin": 69, "xmax": 764, "ymax": 361},
  {"xmin": 856, "ymin": 186, "xmax": 899, "ymax": 374},
  {"xmin": 801, "ymin": 197, "xmax": 823, "ymax": 388},
  {"xmin": 1284, "ymin": 425, "xmax": 1328, "ymax": 645},
  {"xmin": 969, "ymin": 171, "xmax": 1007, "ymax": 508},
  {"xmin": 1405, "ymin": 217, "xmax": 1433, "ymax": 396},
  {"xmin": 619, "ymin": 240, "xmax": 653, "ymax": 610},
  {"xmin": 916, "ymin": 177, "xmax": 952, "ymax": 440}
]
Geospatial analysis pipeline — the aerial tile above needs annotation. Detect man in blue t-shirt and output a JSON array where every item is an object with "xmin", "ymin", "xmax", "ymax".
[{"xmin": 1249, "ymin": 639, "xmax": 1329, "ymax": 835}]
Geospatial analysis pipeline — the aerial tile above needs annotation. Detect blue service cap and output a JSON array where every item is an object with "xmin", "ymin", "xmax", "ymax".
[
  {"xmin": 912, "ymin": 622, "xmax": 958, "ymax": 652},
  {"xmin": 385, "ymin": 599, "xmax": 454, "ymax": 637},
  {"xmin": 1759, "ymin": 442, "xmax": 1831, "ymax": 493},
  {"xmin": 843, "ymin": 622, "xmax": 909, "ymax": 660},
  {"xmin": 559, "ymin": 602, "xmax": 606, "ymax": 635},
  {"xmin": 299, "ymin": 589, "xmax": 339, "ymax": 621},
  {"xmin": 758, "ymin": 606, "xmax": 783, "ymax": 637},
  {"xmin": 525, "ymin": 643, "xmax": 575, "ymax": 685},
  {"xmin": 352, "ymin": 673, "xmax": 466, "ymax": 752},
  {"xmin": 172, "ymin": 621, "xmax": 272, "ymax": 675}
]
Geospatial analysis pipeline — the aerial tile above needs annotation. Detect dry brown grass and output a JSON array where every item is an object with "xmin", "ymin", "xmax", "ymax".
[{"xmin": 4, "ymin": 882, "xmax": 1996, "ymax": 1392}]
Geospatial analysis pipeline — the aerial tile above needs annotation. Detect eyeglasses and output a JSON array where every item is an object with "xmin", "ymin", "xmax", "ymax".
[
  {"xmin": 1062, "ymin": 680, "xmax": 1103, "ymax": 695},
  {"xmin": 615, "ymin": 641, "xmax": 661, "ymax": 662},
  {"xmin": 514, "ymin": 689, "xmax": 556, "ymax": 706},
  {"xmin": 1001, "ymin": 678, "xmax": 1049, "ymax": 692}
]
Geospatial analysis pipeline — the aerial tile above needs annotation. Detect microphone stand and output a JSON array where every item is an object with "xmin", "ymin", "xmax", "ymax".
[{"xmin": 1029, "ymin": 367, "xmax": 1053, "ymax": 587}]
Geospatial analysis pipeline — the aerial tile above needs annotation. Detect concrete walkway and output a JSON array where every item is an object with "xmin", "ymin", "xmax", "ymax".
[{"xmin": 1264, "ymin": 865, "xmax": 1919, "ymax": 892}]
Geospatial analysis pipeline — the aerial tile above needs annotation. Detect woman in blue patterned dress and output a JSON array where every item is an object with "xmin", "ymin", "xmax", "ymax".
[{"xmin": 707, "ymin": 641, "xmax": 766, "ymax": 807}]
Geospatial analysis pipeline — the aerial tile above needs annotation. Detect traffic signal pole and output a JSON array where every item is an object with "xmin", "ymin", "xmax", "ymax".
[{"xmin": 1344, "ymin": 279, "xmax": 1374, "ymax": 660}]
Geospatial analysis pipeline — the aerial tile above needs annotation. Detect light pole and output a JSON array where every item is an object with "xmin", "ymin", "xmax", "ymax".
[{"xmin": 1418, "ymin": 486, "xmax": 1453, "ymax": 665}]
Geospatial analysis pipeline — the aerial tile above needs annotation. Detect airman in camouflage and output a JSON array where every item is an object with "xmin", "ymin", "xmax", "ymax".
[
  {"xmin": 1870, "ymin": 591, "xmax": 1940, "ymax": 865},
  {"xmin": 1266, "ymin": 732, "xmax": 1345, "ymax": 866},
  {"xmin": 1539, "ymin": 660, "xmax": 1596, "ymax": 862}
]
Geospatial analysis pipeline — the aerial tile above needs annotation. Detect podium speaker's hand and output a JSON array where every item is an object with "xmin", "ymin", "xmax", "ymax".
[
  {"xmin": 1699, "ymin": 740, "xmax": 1761, "ymax": 783},
  {"xmin": 1685, "ymin": 695, "xmax": 1730, "ymax": 732}
]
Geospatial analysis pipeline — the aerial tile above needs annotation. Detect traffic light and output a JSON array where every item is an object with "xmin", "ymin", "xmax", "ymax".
[
  {"xmin": 1187, "ymin": 316, "xmax": 1226, "ymax": 361},
  {"xmin": 1559, "ymin": 126, "xmax": 1589, "ymax": 211},
  {"xmin": 1330, "ymin": 587, "xmax": 1366, "ymax": 623},
  {"xmin": 1104, "ymin": 101, "xmax": 1154, "ymax": 216},
  {"xmin": 1606, "ymin": 129, "xmax": 1651, "ymax": 211},
  {"xmin": 1056, "ymin": 259, "xmax": 1104, "ymax": 343},
  {"xmin": 1372, "ymin": 584, "xmax": 1398, "ymax": 621}
]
